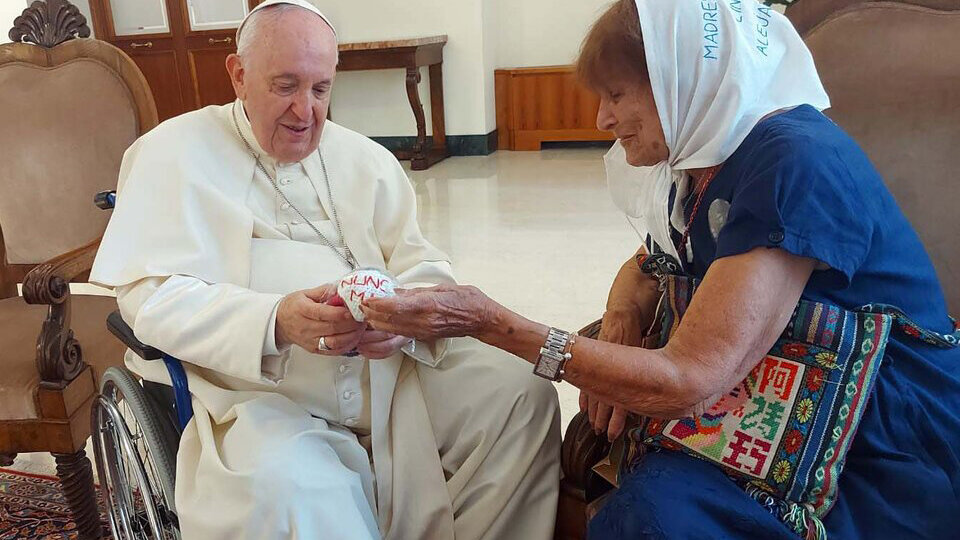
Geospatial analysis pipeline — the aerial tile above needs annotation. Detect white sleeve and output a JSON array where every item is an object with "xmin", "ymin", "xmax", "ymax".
[{"xmin": 116, "ymin": 275, "xmax": 288, "ymax": 385}]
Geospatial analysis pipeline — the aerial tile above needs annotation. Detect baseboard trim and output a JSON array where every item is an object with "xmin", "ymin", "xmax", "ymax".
[{"xmin": 372, "ymin": 130, "xmax": 498, "ymax": 157}]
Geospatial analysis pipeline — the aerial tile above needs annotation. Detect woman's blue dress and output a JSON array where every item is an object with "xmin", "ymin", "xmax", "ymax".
[{"xmin": 589, "ymin": 105, "xmax": 960, "ymax": 539}]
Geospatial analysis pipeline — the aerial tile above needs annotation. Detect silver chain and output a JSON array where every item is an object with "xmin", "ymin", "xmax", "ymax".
[{"xmin": 231, "ymin": 103, "xmax": 357, "ymax": 270}]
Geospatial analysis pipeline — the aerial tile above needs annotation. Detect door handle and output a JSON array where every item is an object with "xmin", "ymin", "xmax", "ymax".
[
  {"xmin": 130, "ymin": 41, "xmax": 153, "ymax": 49},
  {"xmin": 208, "ymin": 37, "xmax": 233, "ymax": 45}
]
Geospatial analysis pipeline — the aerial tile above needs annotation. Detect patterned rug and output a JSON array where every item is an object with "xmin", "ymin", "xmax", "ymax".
[{"xmin": 0, "ymin": 469, "xmax": 111, "ymax": 540}]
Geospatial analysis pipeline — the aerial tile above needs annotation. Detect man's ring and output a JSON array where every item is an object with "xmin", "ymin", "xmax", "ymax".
[{"xmin": 318, "ymin": 336, "xmax": 331, "ymax": 351}]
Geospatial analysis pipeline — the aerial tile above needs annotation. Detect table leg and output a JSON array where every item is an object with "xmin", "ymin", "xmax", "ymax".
[
  {"xmin": 428, "ymin": 62, "xmax": 448, "ymax": 158},
  {"xmin": 405, "ymin": 66, "xmax": 429, "ymax": 170}
]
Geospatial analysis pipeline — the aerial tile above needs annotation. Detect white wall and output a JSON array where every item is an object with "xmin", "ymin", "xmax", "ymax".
[
  {"xmin": 0, "ymin": 0, "xmax": 26, "ymax": 43},
  {"xmin": 320, "ymin": 0, "xmax": 611, "ymax": 136},
  {"xmin": 480, "ymin": 0, "xmax": 498, "ymax": 131},
  {"xmin": 321, "ymin": 0, "xmax": 613, "ymax": 138},
  {"xmin": 494, "ymin": 0, "xmax": 612, "ymax": 69},
  {"xmin": 318, "ymin": 0, "xmax": 495, "ymax": 137}
]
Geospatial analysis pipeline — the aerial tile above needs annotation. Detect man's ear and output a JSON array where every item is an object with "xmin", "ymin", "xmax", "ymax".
[{"xmin": 226, "ymin": 54, "xmax": 246, "ymax": 100}]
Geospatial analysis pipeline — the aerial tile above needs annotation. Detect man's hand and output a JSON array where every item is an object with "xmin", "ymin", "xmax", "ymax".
[
  {"xmin": 584, "ymin": 249, "xmax": 660, "ymax": 441},
  {"xmin": 275, "ymin": 285, "xmax": 365, "ymax": 356}
]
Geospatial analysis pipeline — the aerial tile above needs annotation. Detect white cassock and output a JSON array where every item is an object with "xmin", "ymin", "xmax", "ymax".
[{"xmin": 90, "ymin": 101, "xmax": 560, "ymax": 540}]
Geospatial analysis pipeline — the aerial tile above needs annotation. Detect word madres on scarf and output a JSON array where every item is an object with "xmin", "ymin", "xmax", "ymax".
[{"xmin": 701, "ymin": 1, "xmax": 721, "ymax": 60}]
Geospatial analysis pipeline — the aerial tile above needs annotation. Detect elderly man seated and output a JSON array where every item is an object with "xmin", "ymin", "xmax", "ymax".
[{"xmin": 89, "ymin": 1, "xmax": 559, "ymax": 538}]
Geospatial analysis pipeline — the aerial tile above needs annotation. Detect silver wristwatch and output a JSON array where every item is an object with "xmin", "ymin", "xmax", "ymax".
[{"xmin": 533, "ymin": 327, "xmax": 574, "ymax": 382}]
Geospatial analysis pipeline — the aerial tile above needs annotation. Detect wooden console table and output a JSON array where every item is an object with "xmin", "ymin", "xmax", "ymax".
[{"xmin": 338, "ymin": 36, "xmax": 449, "ymax": 170}]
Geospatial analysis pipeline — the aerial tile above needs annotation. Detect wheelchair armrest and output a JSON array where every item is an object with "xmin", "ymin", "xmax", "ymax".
[
  {"xmin": 107, "ymin": 310, "xmax": 163, "ymax": 360},
  {"xmin": 106, "ymin": 311, "xmax": 194, "ymax": 431}
]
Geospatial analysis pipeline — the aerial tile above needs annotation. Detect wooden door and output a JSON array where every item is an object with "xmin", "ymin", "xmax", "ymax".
[
  {"xmin": 92, "ymin": 0, "xmax": 188, "ymax": 120},
  {"xmin": 181, "ymin": 0, "xmax": 250, "ymax": 109},
  {"xmin": 89, "ymin": 0, "xmax": 258, "ymax": 121}
]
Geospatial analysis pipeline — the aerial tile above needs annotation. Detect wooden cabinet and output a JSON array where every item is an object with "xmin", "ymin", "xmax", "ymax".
[
  {"xmin": 88, "ymin": 0, "xmax": 259, "ymax": 121},
  {"xmin": 495, "ymin": 66, "xmax": 615, "ymax": 151}
]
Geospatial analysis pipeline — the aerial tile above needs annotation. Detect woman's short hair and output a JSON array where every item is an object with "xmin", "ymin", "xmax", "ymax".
[{"xmin": 576, "ymin": 0, "xmax": 649, "ymax": 92}]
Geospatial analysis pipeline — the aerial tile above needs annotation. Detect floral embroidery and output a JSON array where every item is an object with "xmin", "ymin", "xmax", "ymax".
[
  {"xmin": 782, "ymin": 343, "xmax": 809, "ymax": 358},
  {"xmin": 784, "ymin": 429, "xmax": 804, "ymax": 454},
  {"xmin": 773, "ymin": 461, "xmax": 792, "ymax": 483},
  {"xmin": 630, "ymin": 268, "xmax": 956, "ymax": 540},
  {"xmin": 796, "ymin": 398, "xmax": 814, "ymax": 423},
  {"xmin": 806, "ymin": 368, "xmax": 825, "ymax": 392},
  {"xmin": 815, "ymin": 351, "xmax": 838, "ymax": 369}
]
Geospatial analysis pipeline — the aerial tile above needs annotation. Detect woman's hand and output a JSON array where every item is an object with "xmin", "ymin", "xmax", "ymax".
[
  {"xmin": 584, "ymin": 308, "xmax": 645, "ymax": 441},
  {"xmin": 361, "ymin": 284, "xmax": 498, "ymax": 341},
  {"xmin": 606, "ymin": 249, "xmax": 660, "ymax": 324},
  {"xmin": 275, "ymin": 284, "xmax": 366, "ymax": 355},
  {"xmin": 356, "ymin": 330, "xmax": 410, "ymax": 359},
  {"xmin": 585, "ymin": 250, "xmax": 660, "ymax": 441}
]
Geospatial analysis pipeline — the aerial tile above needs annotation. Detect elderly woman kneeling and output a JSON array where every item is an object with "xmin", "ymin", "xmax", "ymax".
[{"xmin": 363, "ymin": 1, "xmax": 960, "ymax": 538}]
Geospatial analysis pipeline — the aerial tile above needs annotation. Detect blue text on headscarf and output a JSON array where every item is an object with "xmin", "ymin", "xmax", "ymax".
[
  {"xmin": 756, "ymin": 5, "xmax": 773, "ymax": 56},
  {"xmin": 702, "ymin": 1, "xmax": 720, "ymax": 60},
  {"xmin": 730, "ymin": 0, "xmax": 743, "ymax": 22}
]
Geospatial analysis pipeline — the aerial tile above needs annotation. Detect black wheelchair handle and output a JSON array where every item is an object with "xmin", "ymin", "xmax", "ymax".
[
  {"xmin": 95, "ymin": 190, "xmax": 116, "ymax": 210},
  {"xmin": 107, "ymin": 310, "xmax": 164, "ymax": 360}
]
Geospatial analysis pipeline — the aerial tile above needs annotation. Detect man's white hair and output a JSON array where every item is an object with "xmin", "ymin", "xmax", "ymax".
[{"xmin": 236, "ymin": 4, "xmax": 334, "ymax": 58}]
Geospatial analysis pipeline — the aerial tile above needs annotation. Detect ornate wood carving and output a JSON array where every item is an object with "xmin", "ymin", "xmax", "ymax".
[
  {"xmin": 562, "ymin": 411, "xmax": 611, "ymax": 490},
  {"xmin": 405, "ymin": 67, "xmax": 427, "ymax": 158},
  {"xmin": 0, "ymin": 224, "xmax": 16, "ymax": 300},
  {"xmin": 38, "ymin": 293, "xmax": 84, "ymax": 385},
  {"xmin": 23, "ymin": 269, "xmax": 83, "ymax": 385},
  {"xmin": 53, "ymin": 450, "xmax": 102, "ymax": 540},
  {"xmin": 22, "ymin": 241, "xmax": 99, "ymax": 386},
  {"xmin": 9, "ymin": 0, "xmax": 91, "ymax": 48}
]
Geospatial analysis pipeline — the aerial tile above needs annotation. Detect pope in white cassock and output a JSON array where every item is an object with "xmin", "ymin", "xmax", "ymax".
[{"xmin": 89, "ymin": 1, "xmax": 561, "ymax": 538}]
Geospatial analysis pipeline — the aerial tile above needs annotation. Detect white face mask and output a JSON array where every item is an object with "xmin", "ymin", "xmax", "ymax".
[
  {"xmin": 604, "ymin": 140, "xmax": 644, "ymax": 219},
  {"xmin": 604, "ymin": 140, "xmax": 684, "ymax": 259}
]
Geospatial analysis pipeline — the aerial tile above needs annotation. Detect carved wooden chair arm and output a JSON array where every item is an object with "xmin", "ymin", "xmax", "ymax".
[
  {"xmin": 561, "ymin": 319, "xmax": 610, "ymax": 491},
  {"xmin": 22, "ymin": 239, "xmax": 99, "ymax": 305},
  {"xmin": 21, "ymin": 238, "xmax": 101, "ymax": 386}
]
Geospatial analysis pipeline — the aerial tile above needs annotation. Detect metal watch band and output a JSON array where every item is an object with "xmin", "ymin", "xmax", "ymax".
[{"xmin": 533, "ymin": 327, "xmax": 573, "ymax": 382}]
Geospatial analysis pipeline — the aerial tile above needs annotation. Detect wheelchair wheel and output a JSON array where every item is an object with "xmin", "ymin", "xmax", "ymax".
[{"xmin": 92, "ymin": 367, "xmax": 180, "ymax": 539}]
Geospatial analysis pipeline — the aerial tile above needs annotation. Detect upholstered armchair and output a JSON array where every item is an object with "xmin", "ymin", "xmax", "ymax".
[
  {"xmin": 556, "ymin": 1, "xmax": 960, "ymax": 538},
  {"xmin": 0, "ymin": 1, "xmax": 157, "ymax": 538}
]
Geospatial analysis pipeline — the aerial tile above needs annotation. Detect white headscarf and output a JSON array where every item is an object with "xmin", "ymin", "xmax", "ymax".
[
  {"xmin": 604, "ymin": 0, "xmax": 830, "ymax": 260},
  {"xmin": 237, "ymin": 0, "xmax": 337, "ymax": 42}
]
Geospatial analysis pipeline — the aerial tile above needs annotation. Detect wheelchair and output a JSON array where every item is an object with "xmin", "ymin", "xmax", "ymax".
[{"xmin": 91, "ymin": 190, "xmax": 193, "ymax": 540}]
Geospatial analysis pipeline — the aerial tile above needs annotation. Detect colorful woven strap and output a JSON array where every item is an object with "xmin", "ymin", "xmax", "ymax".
[
  {"xmin": 640, "ymin": 253, "xmax": 959, "ymax": 350},
  {"xmin": 859, "ymin": 303, "xmax": 959, "ymax": 348}
]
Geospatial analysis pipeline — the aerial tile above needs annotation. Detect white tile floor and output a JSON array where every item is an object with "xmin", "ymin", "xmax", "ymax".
[
  {"xmin": 11, "ymin": 147, "xmax": 641, "ymax": 477},
  {"xmin": 409, "ymin": 148, "xmax": 640, "ymax": 428}
]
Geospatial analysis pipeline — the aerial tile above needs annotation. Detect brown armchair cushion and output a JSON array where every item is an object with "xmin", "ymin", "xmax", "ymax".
[{"xmin": 0, "ymin": 294, "xmax": 126, "ymax": 420}]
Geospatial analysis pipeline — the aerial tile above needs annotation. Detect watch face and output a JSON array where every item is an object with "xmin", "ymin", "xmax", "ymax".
[{"xmin": 535, "ymin": 354, "xmax": 561, "ymax": 379}]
